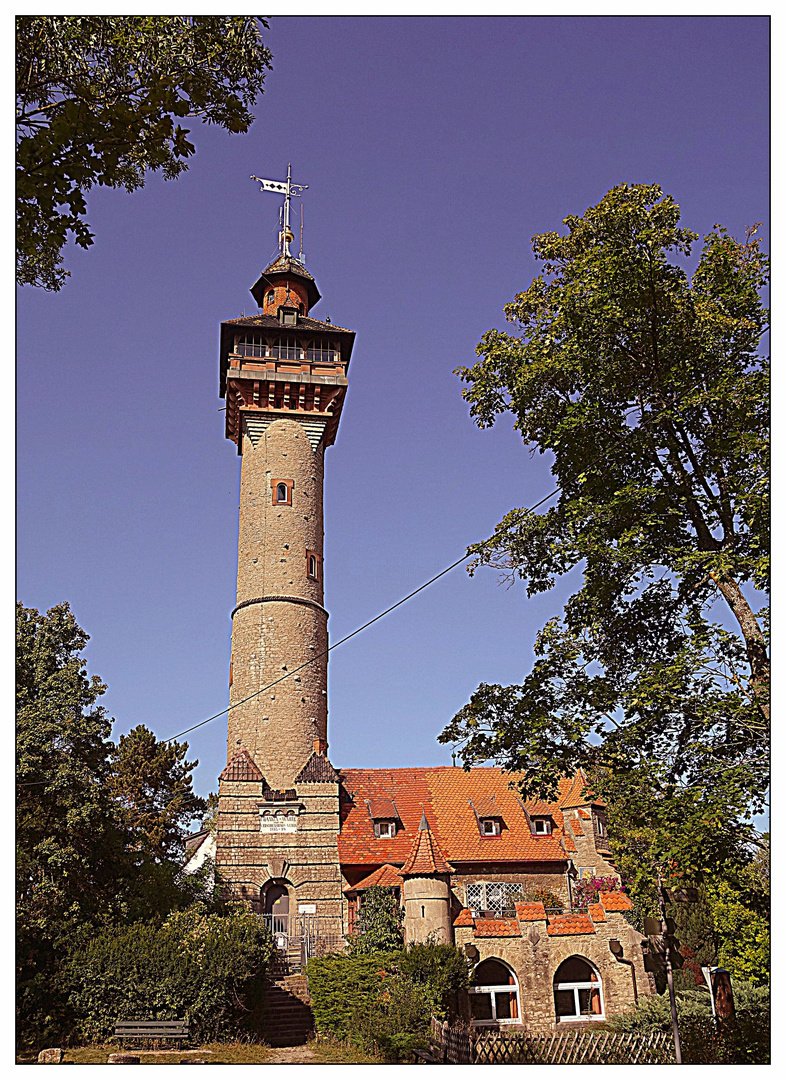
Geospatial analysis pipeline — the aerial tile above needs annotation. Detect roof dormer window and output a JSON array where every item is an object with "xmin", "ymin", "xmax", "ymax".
[
  {"xmin": 532, "ymin": 817, "xmax": 552, "ymax": 835},
  {"xmin": 375, "ymin": 820, "xmax": 396, "ymax": 838},
  {"xmin": 279, "ymin": 306, "xmax": 298, "ymax": 326},
  {"xmin": 480, "ymin": 818, "xmax": 501, "ymax": 836}
]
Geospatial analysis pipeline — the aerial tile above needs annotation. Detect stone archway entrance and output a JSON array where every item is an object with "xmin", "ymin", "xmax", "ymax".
[{"xmin": 264, "ymin": 882, "xmax": 290, "ymax": 938}]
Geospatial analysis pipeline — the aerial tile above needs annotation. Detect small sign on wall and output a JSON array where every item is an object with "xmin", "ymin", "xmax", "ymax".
[
  {"xmin": 299, "ymin": 904, "xmax": 316, "ymax": 914},
  {"xmin": 260, "ymin": 818, "xmax": 298, "ymax": 834}
]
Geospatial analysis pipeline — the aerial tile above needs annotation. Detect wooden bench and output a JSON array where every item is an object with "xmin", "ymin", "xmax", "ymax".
[{"xmin": 113, "ymin": 1020, "xmax": 190, "ymax": 1049}]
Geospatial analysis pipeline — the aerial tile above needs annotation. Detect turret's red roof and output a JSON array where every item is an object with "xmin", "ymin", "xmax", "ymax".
[{"xmin": 400, "ymin": 816, "xmax": 453, "ymax": 876}]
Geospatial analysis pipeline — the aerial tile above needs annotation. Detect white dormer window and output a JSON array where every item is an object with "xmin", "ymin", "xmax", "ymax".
[
  {"xmin": 480, "ymin": 819, "xmax": 500, "ymax": 836},
  {"xmin": 532, "ymin": 818, "xmax": 552, "ymax": 835},
  {"xmin": 375, "ymin": 821, "xmax": 395, "ymax": 838}
]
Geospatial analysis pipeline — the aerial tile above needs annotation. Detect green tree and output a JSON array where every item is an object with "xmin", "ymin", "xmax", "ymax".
[
  {"xmin": 110, "ymin": 724, "xmax": 205, "ymax": 863},
  {"xmin": 16, "ymin": 15, "xmax": 272, "ymax": 290},
  {"xmin": 16, "ymin": 601, "xmax": 127, "ymax": 1040},
  {"xmin": 708, "ymin": 840, "xmax": 769, "ymax": 985},
  {"xmin": 16, "ymin": 602, "xmax": 219, "ymax": 1043},
  {"xmin": 349, "ymin": 887, "xmax": 405, "ymax": 954},
  {"xmin": 439, "ymin": 185, "xmax": 768, "ymax": 886}
]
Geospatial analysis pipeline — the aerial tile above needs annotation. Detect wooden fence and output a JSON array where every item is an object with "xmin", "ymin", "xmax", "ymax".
[{"xmin": 430, "ymin": 1018, "xmax": 676, "ymax": 1065}]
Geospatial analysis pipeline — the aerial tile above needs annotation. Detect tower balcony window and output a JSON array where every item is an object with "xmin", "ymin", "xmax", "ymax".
[
  {"xmin": 235, "ymin": 335, "xmax": 306, "ymax": 361},
  {"xmin": 273, "ymin": 479, "xmax": 293, "ymax": 505},
  {"xmin": 236, "ymin": 335, "xmax": 269, "ymax": 358},
  {"xmin": 269, "ymin": 340, "xmax": 302, "ymax": 360},
  {"xmin": 307, "ymin": 339, "xmax": 339, "ymax": 363}
]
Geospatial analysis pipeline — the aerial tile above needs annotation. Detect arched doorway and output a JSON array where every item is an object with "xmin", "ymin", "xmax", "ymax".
[
  {"xmin": 553, "ymin": 956, "xmax": 605, "ymax": 1022},
  {"xmin": 468, "ymin": 957, "xmax": 520, "ymax": 1026},
  {"xmin": 263, "ymin": 882, "xmax": 290, "ymax": 937}
]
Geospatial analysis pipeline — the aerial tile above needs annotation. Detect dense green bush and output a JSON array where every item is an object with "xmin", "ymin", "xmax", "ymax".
[
  {"xmin": 306, "ymin": 952, "xmax": 392, "ymax": 1042},
  {"xmin": 65, "ymin": 906, "xmax": 275, "ymax": 1044},
  {"xmin": 395, "ymin": 942, "xmax": 470, "ymax": 1020},
  {"xmin": 608, "ymin": 983, "xmax": 770, "ymax": 1064},
  {"xmin": 307, "ymin": 942, "xmax": 470, "ymax": 1061}
]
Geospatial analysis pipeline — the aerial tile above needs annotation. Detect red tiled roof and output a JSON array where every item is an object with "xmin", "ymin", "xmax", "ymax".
[
  {"xmin": 470, "ymin": 796, "xmax": 502, "ymax": 819},
  {"xmin": 547, "ymin": 914, "xmax": 596, "ymax": 936},
  {"xmin": 578, "ymin": 808, "xmax": 592, "ymax": 820},
  {"xmin": 366, "ymin": 797, "xmax": 398, "ymax": 819},
  {"xmin": 515, "ymin": 902, "xmax": 547, "ymax": 922},
  {"xmin": 347, "ymin": 864, "xmax": 402, "ymax": 893},
  {"xmin": 219, "ymin": 747, "xmax": 263, "ymax": 783},
  {"xmin": 559, "ymin": 769, "xmax": 605, "ymax": 809},
  {"xmin": 338, "ymin": 767, "xmax": 574, "ymax": 866},
  {"xmin": 561, "ymin": 834, "xmax": 578, "ymax": 853},
  {"xmin": 588, "ymin": 903, "xmax": 606, "ymax": 922},
  {"xmin": 475, "ymin": 918, "xmax": 521, "ymax": 938},
  {"xmin": 453, "ymin": 908, "xmax": 475, "ymax": 927},
  {"xmin": 401, "ymin": 817, "xmax": 453, "ymax": 876},
  {"xmin": 569, "ymin": 817, "xmax": 585, "ymax": 837},
  {"xmin": 599, "ymin": 891, "xmax": 632, "ymax": 912}
]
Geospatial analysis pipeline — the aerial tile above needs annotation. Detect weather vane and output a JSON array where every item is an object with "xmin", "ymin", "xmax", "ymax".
[{"xmin": 250, "ymin": 163, "xmax": 308, "ymax": 260}]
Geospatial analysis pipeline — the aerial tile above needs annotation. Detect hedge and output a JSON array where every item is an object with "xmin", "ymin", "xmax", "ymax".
[{"xmin": 64, "ymin": 906, "xmax": 276, "ymax": 1044}]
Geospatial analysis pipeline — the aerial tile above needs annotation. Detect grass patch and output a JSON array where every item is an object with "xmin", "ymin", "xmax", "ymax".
[
  {"xmin": 18, "ymin": 1042, "xmax": 271, "ymax": 1065},
  {"xmin": 310, "ymin": 1035, "xmax": 385, "ymax": 1065}
]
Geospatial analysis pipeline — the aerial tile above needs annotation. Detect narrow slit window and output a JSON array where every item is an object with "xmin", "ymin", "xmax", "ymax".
[{"xmin": 306, "ymin": 551, "xmax": 321, "ymax": 581}]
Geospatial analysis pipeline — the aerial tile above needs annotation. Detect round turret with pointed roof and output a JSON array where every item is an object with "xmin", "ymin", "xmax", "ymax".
[{"xmin": 250, "ymin": 253, "xmax": 321, "ymax": 313}]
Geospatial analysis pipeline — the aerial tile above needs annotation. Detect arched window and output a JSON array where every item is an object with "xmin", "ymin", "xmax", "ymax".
[
  {"xmin": 469, "ymin": 958, "xmax": 520, "ymax": 1026},
  {"xmin": 265, "ymin": 289, "xmax": 275, "ymax": 307},
  {"xmin": 273, "ymin": 479, "xmax": 293, "ymax": 505},
  {"xmin": 553, "ymin": 956, "xmax": 604, "ymax": 1022}
]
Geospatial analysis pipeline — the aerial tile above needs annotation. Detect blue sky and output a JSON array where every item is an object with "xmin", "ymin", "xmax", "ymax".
[{"xmin": 16, "ymin": 15, "xmax": 770, "ymax": 800}]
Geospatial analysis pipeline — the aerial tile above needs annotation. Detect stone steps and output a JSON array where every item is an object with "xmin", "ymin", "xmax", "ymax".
[{"xmin": 262, "ymin": 978, "xmax": 314, "ymax": 1047}]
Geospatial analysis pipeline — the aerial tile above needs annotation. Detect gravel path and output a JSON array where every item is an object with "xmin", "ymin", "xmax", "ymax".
[{"xmin": 264, "ymin": 1044, "xmax": 318, "ymax": 1065}]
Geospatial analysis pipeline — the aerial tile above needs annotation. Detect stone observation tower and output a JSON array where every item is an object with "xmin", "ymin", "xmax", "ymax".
[{"xmin": 215, "ymin": 168, "xmax": 354, "ymax": 947}]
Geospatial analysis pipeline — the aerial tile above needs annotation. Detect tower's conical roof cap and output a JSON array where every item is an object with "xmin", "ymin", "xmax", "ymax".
[{"xmin": 250, "ymin": 254, "xmax": 321, "ymax": 310}]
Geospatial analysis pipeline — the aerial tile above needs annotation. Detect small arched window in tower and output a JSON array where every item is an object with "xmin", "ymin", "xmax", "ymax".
[
  {"xmin": 265, "ymin": 289, "xmax": 275, "ymax": 308},
  {"xmin": 306, "ymin": 551, "xmax": 321, "ymax": 582},
  {"xmin": 272, "ymin": 479, "xmax": 293, "ymax": 505}
]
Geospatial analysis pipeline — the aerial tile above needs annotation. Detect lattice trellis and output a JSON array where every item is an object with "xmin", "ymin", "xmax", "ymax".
[{"xmin": 431, "ymin": 1019, "xmax": 675, "ymax": 1065}]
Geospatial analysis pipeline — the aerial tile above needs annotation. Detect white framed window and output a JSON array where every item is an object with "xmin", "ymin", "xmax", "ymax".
[
  {"xmin": 481, "ymin": 818, "xmax": 500, "ymax": 836},
  {"xmin": 595, "ymin": 816, "xmax": 608, "ymax": 838},
  {"xmin": 532, "ymin": 817, "xmax": 552, "ymax": 835},
  {"xmin": 465, "ymin": 882, "xmax": 523, "ymax": 915},
  {"xmin": 375, "ymin": 820, "xmax": 396, "ymax": 838},
  {"xmin": 553, "ymin": 957, "xmax": 605, "ymax": 1022},
  {"xmin": 469, "ymin": 958, "xmax": 521, "ymax": 1026}
]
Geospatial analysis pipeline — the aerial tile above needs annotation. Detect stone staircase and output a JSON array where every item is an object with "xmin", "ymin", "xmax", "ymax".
[{"xmin": 263, "ymin": 972, "xmax": 314, "ymax": 1048}]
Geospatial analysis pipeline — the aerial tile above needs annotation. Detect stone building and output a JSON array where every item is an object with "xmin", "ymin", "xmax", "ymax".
[{"xmin": 187, "ymin": 191, "xmax": 653, "ymax": 1030}]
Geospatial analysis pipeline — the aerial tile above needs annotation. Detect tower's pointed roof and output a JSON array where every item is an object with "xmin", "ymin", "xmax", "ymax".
[
  {"xmin": 219, "ymin": 747, "xmax": 264, "ymax": 783},
  {"xmin": 400, "ymin": 812, "xmax": 454, "ymax": 876},
  {"xmin": 250, "ymin": 253, "xmax": 321, "ymax": 311}
]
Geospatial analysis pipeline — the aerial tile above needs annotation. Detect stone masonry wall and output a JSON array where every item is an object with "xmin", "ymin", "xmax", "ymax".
[
  {"xmin": 216, "ymin": 777, "xmax": 345, "ymax": 937},
  {"xmin": 454, "ymin": 908, "xmax": 650, "ymax": 1032},
  {"xmin": 228, "ymin": 417, "xmax": 328, "ymax": 788}
]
